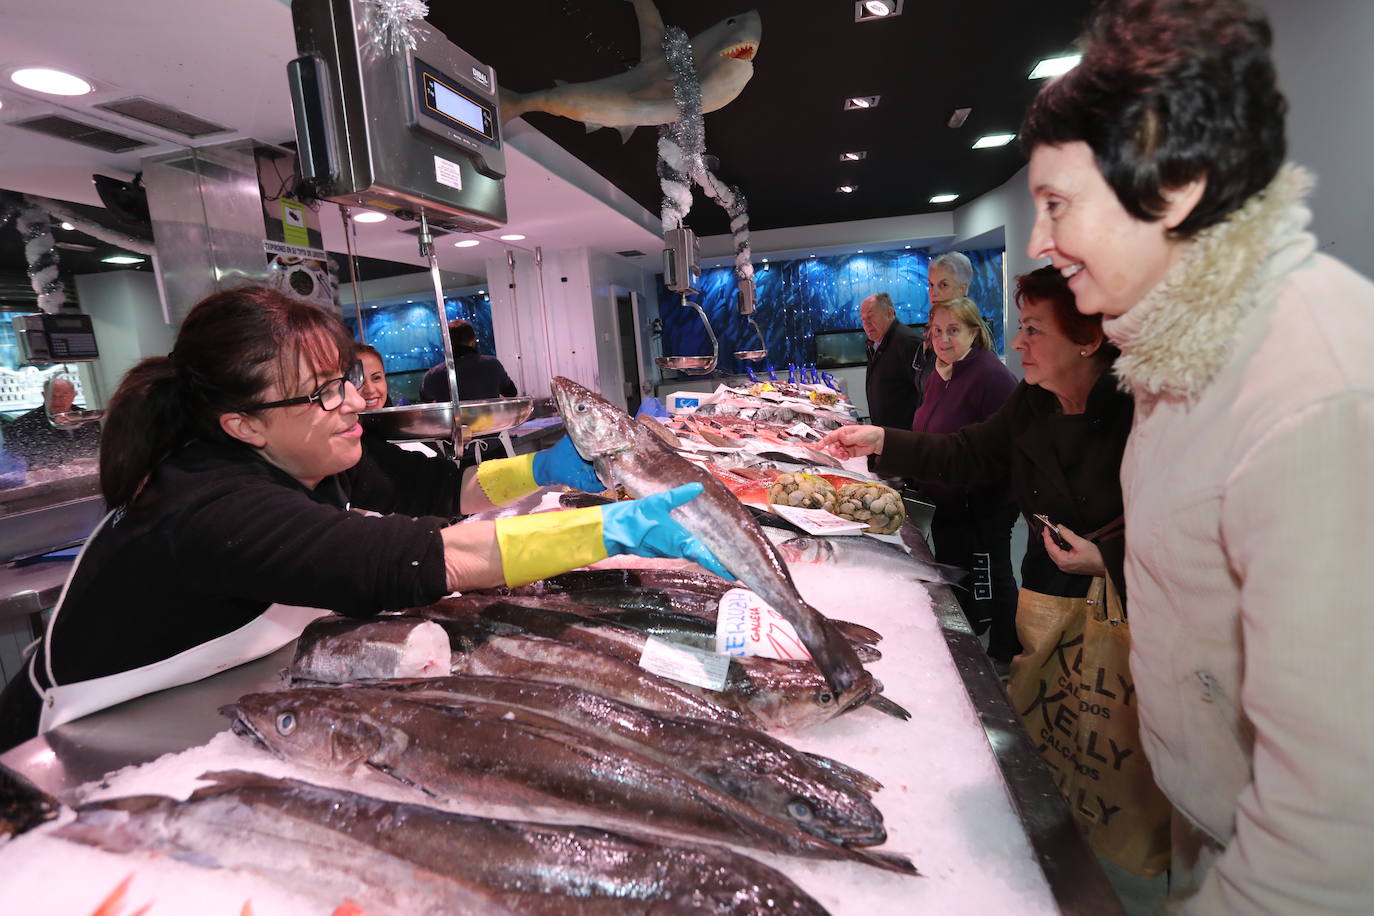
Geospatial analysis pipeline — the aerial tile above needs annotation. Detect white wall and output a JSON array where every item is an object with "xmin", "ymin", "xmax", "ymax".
[
  {"xmin": 1256, "ymin": 0, "xmax": 1374, "ymax": 277},
  {"xmin": 587, "ymin": 252, "xmax": 660, "ymax": 411},
  {"xmin": 75, "ymin": 270, "xmax": 176, "ymax": 407}
]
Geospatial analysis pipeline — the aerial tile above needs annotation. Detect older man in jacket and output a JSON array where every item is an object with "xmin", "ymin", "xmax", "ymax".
[{"xmin": 860, "ymin": 292, "xmax": 922, "ymax": 429}]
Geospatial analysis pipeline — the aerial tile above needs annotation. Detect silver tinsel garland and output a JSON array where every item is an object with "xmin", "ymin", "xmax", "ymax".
[
  {"xmin": 0, "ymin": 195, "xmax": 65, "ymax": 313},
  {"xmin": 364, "ymin": 0, "xmax": 429, "ymax": 57},
  {"xmin": 655, "ymin": 25, "xmax": 755, "ymax": 284}
]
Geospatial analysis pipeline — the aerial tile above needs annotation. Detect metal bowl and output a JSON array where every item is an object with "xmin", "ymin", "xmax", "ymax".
[
  {"xmin": 358, "ymin": 398, "xmax": 534, "ymax": 441},
  {"xmin": 656, "ymin": 355, "xmax": 717, "ymax": 372}
]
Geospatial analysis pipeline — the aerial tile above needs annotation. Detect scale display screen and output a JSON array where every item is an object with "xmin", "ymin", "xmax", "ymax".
[{"xmin": 417, "ymin": 60, "xmax": 496, "ymax": 145}]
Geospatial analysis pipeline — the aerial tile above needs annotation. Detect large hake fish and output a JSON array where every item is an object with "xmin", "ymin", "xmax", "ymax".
[
  {"xmin": 58, "ymin": 770, "xmax": 829, "ymax": 915},
  {"xmin": 225, "ymin": 689, "xmax": 918, "ymax": 874},
  {"xmin": 363, "ymin": 673, "xmax": 888, "ymax": 846},
  {"xmin": 551, "ymin": 376, "xmax": 868, "ymax": 697}
]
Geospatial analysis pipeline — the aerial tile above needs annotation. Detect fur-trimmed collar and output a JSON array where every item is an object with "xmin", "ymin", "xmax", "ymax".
[{"xmin": 1103, "ymin": 164, "xmax": 1317, "ymax": 401}]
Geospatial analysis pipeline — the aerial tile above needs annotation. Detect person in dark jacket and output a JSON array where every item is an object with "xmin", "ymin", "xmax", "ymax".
[
  {"xmin": 0, "ymin": 286, "xmax": 728, "ymax": 752},
  {"xmin": 822, "ymin": 266, "xmax": 1131, "ymax": 639},
  {"xmin": 860, "ymin": 292, "xmax": 922, "ymax": 429},
  {"xmin": 2, "ymin": 376, "xmax": 101, "ymax": 468},
  {"xmin": 419, "ymin": 319, "xmax": 517, "ymax": 403}
]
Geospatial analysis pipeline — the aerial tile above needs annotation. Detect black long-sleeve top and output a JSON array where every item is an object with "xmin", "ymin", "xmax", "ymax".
[
  {"xmin": 47, "ymin": 431, "xmax": 466, "ymax": 684},
  {"xmin": 877, "ymin": 372, "xmax": 1133, "ymax": 601}
]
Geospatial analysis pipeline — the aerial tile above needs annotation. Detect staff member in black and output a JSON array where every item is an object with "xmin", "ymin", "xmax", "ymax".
[{"xmin": 0, "ymin": 286, "xmax": 727, "ymax": 751}]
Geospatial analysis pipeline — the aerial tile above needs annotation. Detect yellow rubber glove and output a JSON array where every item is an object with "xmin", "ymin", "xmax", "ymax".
[
  {"xmin": 474, "ymin": 452, "xmax": 539, "ymax": 506},
  {"xmin": 494, "ymin": 506, "xmax": 607, "ymax": 587}
]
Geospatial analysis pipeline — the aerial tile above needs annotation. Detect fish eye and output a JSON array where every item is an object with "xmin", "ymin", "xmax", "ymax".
[
  {"xmin": 817, "ymin": 690, "xmax": 834, "ymax": 706},
  {"xmin": 576, "ymin": 402, "xmax": 588, "ymax": 412},
  {"xmin": 275, "ymin": 711, "xmax": 297, "ymax": 735},
  {"xmin": 786, "ymin": 799, "xmax": 814, "ymax": 821}
]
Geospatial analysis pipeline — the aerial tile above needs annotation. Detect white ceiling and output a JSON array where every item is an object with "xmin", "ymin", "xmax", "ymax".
[{"xmin": 0, "ymin": 0, "xmax": 661, "ymax": 279}]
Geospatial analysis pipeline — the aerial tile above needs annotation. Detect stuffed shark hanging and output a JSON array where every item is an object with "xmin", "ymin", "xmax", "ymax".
[{"xmin": 499, "ymin": 0, "xmax": 761, "ymax": 140}]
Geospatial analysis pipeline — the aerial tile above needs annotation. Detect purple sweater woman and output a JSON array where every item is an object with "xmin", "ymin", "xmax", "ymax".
[{"xmin": 914, "ymin": 298, "xmax": 1018, "ymax": 661}]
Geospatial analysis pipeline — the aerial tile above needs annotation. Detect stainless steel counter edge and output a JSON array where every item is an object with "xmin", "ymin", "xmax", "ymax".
[{"xmin": 914, "ymin": 531, "xmax": 1126, "ymax": 915}]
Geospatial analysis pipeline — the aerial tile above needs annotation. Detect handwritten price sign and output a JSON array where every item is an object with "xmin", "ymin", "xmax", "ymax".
[{"xmin": 714, "ymin": 588, "xmax": 812, "ymax": 660}]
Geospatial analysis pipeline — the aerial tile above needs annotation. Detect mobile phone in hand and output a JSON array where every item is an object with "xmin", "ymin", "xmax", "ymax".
[{"xmin": 1033, "ymin": 514, "xmax": 1073, "ymax": 551}]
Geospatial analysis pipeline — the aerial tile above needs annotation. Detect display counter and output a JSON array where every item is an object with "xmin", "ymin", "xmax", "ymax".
[{"xmin": 0, "ymin": 527, "xmax": 1121, "ymax": 914}]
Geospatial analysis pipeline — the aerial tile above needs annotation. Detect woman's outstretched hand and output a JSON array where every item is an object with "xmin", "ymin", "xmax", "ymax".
[{"xmin": 818, "ymin": 424, "xmax": 885, "ymax": 459}]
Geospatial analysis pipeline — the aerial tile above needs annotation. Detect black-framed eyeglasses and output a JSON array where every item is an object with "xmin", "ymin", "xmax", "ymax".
[{"xmin": 248, "ymin": 361, "xmax": 365, "ymax": 412}]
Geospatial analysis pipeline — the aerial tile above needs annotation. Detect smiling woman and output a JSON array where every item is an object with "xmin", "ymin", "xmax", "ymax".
[
  {"xmin": 0, "ymin": 286, "xmax": 731, "ymax": 753},
  {"xmin": 1019, "ymin": 0, "xmax": 1374, "ymax": 909}
]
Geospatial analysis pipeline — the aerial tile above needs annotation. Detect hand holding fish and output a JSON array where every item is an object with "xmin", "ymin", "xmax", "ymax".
[
  {"xmin": 1040, "ymin": 522, "xmax": 1107, "ymax": 577},
  {"xmin": 532, "ymin": 434, "xmax": 604, "ymax": 492},
  {"xmin": 819, "ymin": 424, "xmax": 885, "ymax": 459},
  {"xmin": 602, "ymin": 484, "xmax": 733, "ymax": 579}
]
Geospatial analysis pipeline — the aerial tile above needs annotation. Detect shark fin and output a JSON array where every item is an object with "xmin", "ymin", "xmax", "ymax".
[
  {"xmin": 628, "ymin": 0, "xmax": 667, "ymax": 65},
  {"xmin": 584, "ymin": 121, "xmax": 605, "ymax": 134}
]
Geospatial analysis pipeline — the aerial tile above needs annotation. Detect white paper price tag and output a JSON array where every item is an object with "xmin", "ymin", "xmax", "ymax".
[
  {"xmin": 715, "ymin": 588, "xmax": 812, "ymax": 660},
  {"xmin": 769, "ymin": 503, "xmax": 868, "ymax": 535},
  {"xmin": 787, "ymin": 422, "xmax": 821, "ymax": 439},
  {"xmin": 638, "ymin": 636, "xmax": 730, "ymax": 691}
]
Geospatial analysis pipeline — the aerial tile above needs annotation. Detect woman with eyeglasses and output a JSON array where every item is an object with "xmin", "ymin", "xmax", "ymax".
[{"xmin": 0, "ymin": 285, "xmax": 727, "ymax": 751}]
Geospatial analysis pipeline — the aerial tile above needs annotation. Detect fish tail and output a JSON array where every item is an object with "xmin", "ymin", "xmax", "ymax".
[{"xmin": 499, "ymin": 86, "xmax": 535, "ymax": 122}]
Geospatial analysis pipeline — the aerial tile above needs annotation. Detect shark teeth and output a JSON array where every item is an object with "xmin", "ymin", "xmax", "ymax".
[{"xmin": 722, "ymin": 43, "xmax": 757, "ymax": 60}]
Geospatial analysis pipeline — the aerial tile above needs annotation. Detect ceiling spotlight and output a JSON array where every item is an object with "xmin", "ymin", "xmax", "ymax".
[
  {"xmin": 351, "ymin": 211, "xmax": 387, "ymax": 223},
  {"xmin": 840, "ymin": 151, "xmax": 867, "ymax": 162},
  {"xmin": 809, "ymin": 254, "xmax": 816, "ymax": 258},
  {"xmin": 478, "ymin": 289, "xmax": 486, "ymax": 294},
  {"xmin": 972, "ymin": 133, "xmax": 1016, "ymax": 149},
  {"xmin": 837, "ymin": 185, "xmax": 858, "ymax": 194},
  {"xmin": 844, "ymin": 95, "xmax": 880, "ymax": 111},
  {"xmin": 1029, "ymin": 54, "xmax": 1082, "ymax": 80},
  {"xmin": 904, "ymin": 245, "xmax": 912, "ymax": 249},
  {"xmin": 857, "ymin": 250, "xmax": 865, "ymax": 254},
  {"xmin": 498, "ymin": 233, "xmax": 526, "ymax": 241},
  {"xmin": 101, "ymin": 254, "xmax": 144, "ymax": 265},
  {"xmin": 929, "ymin": 193, "xmax": 959, "ymax": 204},
  {"xmin": 11, "ymin": 67, "xmax": 93, "ymax": 96},
  {"xmin": 855, "ymin": 0, "xmax": 903, "ymax": 21},
  {"xmin": 59, "ymin": 221, "xmax": 75, "ymax": 231},
  {"xmin": 761, "ymin": 258, "xmax": 769, "ymax": 264},
  {"xmin": 948, "ymin": 107, "xmax": 972, "ymax": 129},
  {"xmin": 454, "ymin": 239, "xmax": 481, "ymax": 248}
]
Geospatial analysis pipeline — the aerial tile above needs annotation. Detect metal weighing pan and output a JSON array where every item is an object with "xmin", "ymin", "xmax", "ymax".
[{"xmin": 358, "ymin": 398, "xmax": 534, "ymax": 441}]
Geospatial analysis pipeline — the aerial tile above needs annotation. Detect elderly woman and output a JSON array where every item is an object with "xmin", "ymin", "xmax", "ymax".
[
  {"xmin": 898, "ymin": 293, "xmax": 1018, "ymax": 658},
  {"xmin": 913, "ymin": 251, "xmax": 974, "ymax": 406},
  {"xmin": 1021, "ymin": 0, "xmax": 1374, "ymax": 910},
  {"xmin": 0, "ymin": 286, "xmax": 726, "ymax": 751}
]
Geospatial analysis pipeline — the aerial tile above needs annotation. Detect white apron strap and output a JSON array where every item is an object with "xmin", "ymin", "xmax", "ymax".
[{"xmin": 29, "ymin": 509, "xmax": 331, "ymax": 734}]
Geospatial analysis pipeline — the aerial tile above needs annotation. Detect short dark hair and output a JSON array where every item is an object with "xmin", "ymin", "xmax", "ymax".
[
  {"xmin": 1015, "ymin": 266, "xmax": 1118, "ymax": 363},
  {"xmin": 447, "ymin": 319, "xmax": 477, "ymax": 348},
  {"xmin": 1021, "ymin": 0, "xmax": 1286, "ymax": 238}
]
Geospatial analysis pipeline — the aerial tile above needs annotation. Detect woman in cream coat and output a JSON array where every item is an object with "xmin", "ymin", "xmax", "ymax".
[{"xmin": 1020, "ymin": 0, "xmax": 1374, "ymax": 912}]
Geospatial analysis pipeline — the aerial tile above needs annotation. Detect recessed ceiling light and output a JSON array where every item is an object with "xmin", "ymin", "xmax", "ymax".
[
  {"xmin": 101, "ymin": 254, "xmax": 144, "ymax": 265},
  {"xmin": 11, "ymin": 67, "xmax": 93, "ymax": 96},
  {"xmin": 904, "ymin": 245, "xmax": 912, "ymax": 249},
  {"xmin": 59, "ymin": 221, "xmax": 74, "ymax": 231},
  {"xmin": 972, "ymin": 133, "xmax": 1016, "ymax": 149},
  {"xmin": 478, "ymin": 289, "xmax": 486, "ymax": 294},
  {"xmin": 837, "ymin": 185, "xmax": 858, "ymax": 194},
  {"xmin": 761, "ymin": 258, "xmax": 769, "ymax": 264},
  {"xmin": 454, "ymin": 239, "xmax": 481, "ymax": 248},
  {"xmin": 498, "ymin": 233, "xmax": 525, "ymax": 241},
  {"xmin": 809, "ymin": 254, "xmax": 816, "ymax": 258},
  {"xmin": 857, "ymin": 250, "xmax": 865, "ymax": 254},
  {"xmin": 352, "ymin": 211, "xmax": 387, "ymax": 223},
  {"xmin": 840, "ymin": 151, "xmax": 867, "ymax": 162},
  {"xmin": 948, "ymin": 107, "xmax": 972, "ymax": 129},
  {"xmin": 855, "ymin": 0, "xmax": 903, "ymax": 20},
  {"xmin": 929, "ymin": 193, "xmax": 959, "ymax": 204},
  {"xmin": 1029, "ymin": 54, "xmax": 1082, "ymax": 80},
  {"xmin": 844, "ymin": 95, "xmax": 879, "ymax": 110}
]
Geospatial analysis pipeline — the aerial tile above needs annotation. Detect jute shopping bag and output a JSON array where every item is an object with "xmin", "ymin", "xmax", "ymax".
[{"xmin": 1007, "ymin": 576, "xmax": 1172, "ymax": 876}]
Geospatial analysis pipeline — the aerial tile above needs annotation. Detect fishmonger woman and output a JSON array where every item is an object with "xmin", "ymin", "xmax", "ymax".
[{"xmin": 0, "ymin": 285, "xmax": 725, "ymax": 750}]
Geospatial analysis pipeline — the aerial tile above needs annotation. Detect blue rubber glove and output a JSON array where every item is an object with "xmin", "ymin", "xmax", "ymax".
[
  {"xmin": 601, "ymin": 483, "xmax": 733, "ymax": 579},
  {"xmin": 531, "ymin": 434, "xmax": 604, "ymax": 492}
]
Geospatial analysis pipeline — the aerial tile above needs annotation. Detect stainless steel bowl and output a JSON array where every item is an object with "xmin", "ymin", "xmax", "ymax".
[
  {"xmin": 656, "ymin": 355, "xmax": 717, "ymax": 372},
  {"xmin": 358, "ymin": 398, "xmax": 534, "ymax": 441}
]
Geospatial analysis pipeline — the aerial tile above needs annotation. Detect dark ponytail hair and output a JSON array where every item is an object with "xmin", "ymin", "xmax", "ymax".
[{"xmin": 100, "ymin": 285, "xmax": 356, "ymax": 508}]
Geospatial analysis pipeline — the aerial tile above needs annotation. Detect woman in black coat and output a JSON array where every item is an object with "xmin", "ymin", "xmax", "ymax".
[{"xmin": 823, "ymin": 266, "xmax": 1132, "ymax": 610}]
